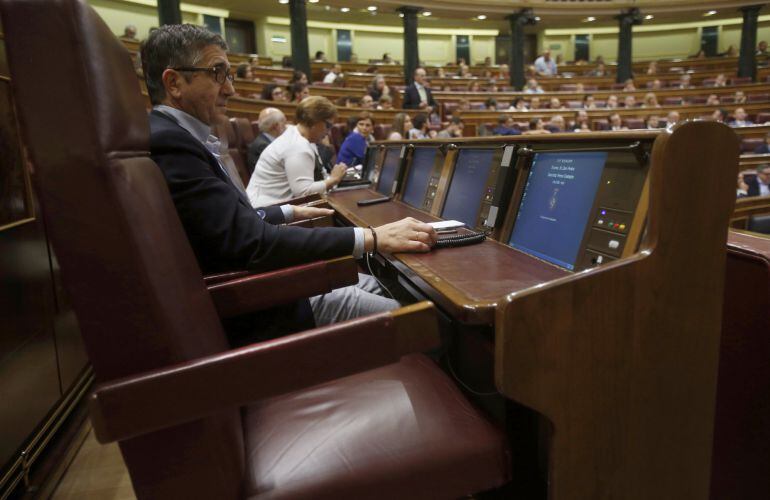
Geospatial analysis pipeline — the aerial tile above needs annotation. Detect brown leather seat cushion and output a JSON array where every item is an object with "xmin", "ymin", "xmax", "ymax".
[{"xmin": 244, "ymin": 353, "xmax": 510, "ymax": 499}]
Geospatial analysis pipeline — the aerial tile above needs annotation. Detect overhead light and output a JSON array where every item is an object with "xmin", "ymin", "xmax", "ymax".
[
  {"xmin": 398, "ymin": 12, "xmax": 404, "ymax": 17},
  {"xmin": 535, "ymin": 16, "xmax": 541, "ymax": 21},
  {"xmin": 308, "ymin": 0, "xmax": 319, "ymax": 3},
  {"xmin": 586, "ymin": 16, "xmax": 596, "ymax": 22},
  {"xmin": 705, "ymin": 10, "xmax": 717, "ymax": 16},
  {"xmin": 340, "ymin": 7, "xmax": 349, "ymax": 12},
  {"xmin": 477, "ymin": 15, "xmax": 486, "ymax": 20},
  {"xmin": 422, "ymin": 11, "xmax": 431, "ymax": 16},
  {"xmin": 367, "ymin": 5, "xmax": 377, "ymax": 11},
  {"xmin": 278, "ymin": 0, "xmax": 288, "ymax": 4},
  {"xmin": 645, "ymin": 14, "xmax": 654, "ymax": 20}
]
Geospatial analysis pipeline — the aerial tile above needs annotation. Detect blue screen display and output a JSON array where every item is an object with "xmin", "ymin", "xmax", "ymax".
[
  {"xmin": 402, "ymin": 148, "xmax": 436, "ymax": 208},
  {"xmin": 441, "ymin": 149, "xmax": 496, "ymax": 227},
  {"xmin": 509, "ymin": 152, "xmax": 607, "ymax": 270},
  {"xmin": 377, "ymin": 147, "xmax": 401, "ymax": 195}
]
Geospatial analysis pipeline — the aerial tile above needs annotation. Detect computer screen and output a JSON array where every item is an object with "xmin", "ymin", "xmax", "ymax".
[
  {"xmin": 441, "ymin": 148, "xmax": 496, "ymax": 226},
  {"xmin": 402, "ymin": 147, "xmax": 437, "ymax": 208},
  {"xmin": 508, "ymin": 151, "xmax": 608, "ymax": 270},
  {"xmin": 376, "ymin": 147, "xmax": 402, "ymax": 195},
  {"xmin": 363, "ymin": 147, "xmax": 378, "ymax": 180}
]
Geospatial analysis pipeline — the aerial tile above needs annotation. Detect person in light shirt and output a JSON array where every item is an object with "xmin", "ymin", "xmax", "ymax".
[
  {"xmin": 738, "ymin": 164, "xmax": 770, "ymax": 197},
  {"xmin": 534, "ymin": 49, "xmax": 558, "ymax": 76},
  {"xmin": 248, "ymin": 96, "xmax": 348, "ymax": 206},
  {"xmin": 323, "ymin": 63, "xmax": 342, "ymax": 84}
]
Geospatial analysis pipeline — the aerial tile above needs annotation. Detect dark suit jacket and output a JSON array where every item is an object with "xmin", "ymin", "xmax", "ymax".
[
  {"xmin": 149, "ymin": 111, "xmax": 355, "ymax": 276},
  {"xmin": 754, "ymin": 143, "xmax": 770, "ymax": 154},
  {"xmin": 246, "ymin": 132, "xmax": 272, "ymax": 173},
  {"xmin": 746, "ymin": 177, "xmax": 761, "ymax": 197},
  {"xmin": 402, "ymin": 83, "xmax": 438, "ymax": 110}
]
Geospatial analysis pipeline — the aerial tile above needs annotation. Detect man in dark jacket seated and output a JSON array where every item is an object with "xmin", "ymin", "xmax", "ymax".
[{"xmin": 141, "ymin": 25, "xmax": 437, "ymax": 342}]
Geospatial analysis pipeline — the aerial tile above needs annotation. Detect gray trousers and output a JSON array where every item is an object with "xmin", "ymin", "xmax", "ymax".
[{"xmin": 309, "ymin": 273, "xmax": 400, "ymax": 326}]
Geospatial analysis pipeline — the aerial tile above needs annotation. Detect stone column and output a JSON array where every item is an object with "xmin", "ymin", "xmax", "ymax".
[
  {"xmin": 157, "ymin": 0, "xmax": 181, "ymax": 26},
  {"xmin": 289, "ymin": 0, "xmax": 311, "ymax": 79},
  {"xmin": 738, "ymin": 5, "xmax": 763, "ymax": 80},
  {"xmin": 616, "ymin": 8, "xmax": 642, "ymax": 83},
  {"xmin": 398, "ymin": 6, "xmax": 421, "ymax": 86},
  {"xmin": 507, "ymin": 9, "xmax": 536, "ymax": 90}
]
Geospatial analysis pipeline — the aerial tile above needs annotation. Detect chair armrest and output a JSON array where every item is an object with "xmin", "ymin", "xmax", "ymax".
[
  {"xmin": 287, "ymin": 214, "xmax": 334, "ymax": 228},
  {"xmin": 203, "ymin": 270, "xmax": 251, "ymax": 286},
  {"xmin": 208, "ymin": 256, "xmax": 358, "ymax": 318},
  {"xmin": 269, "ymin": 193, "xmax": 322, "ymax": 206},
  {"xmin": 89, "ymin": 302, "xmax": 439, "ymax": 443}
]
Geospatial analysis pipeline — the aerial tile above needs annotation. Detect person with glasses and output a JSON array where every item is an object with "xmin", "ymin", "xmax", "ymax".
[
  {"xmin": 142, "ymin": 25, "xmax": 436, "ymax": 341},
  {"xmin": 248, "ymin": 96, "xmax": 348, "ymax": 206}
]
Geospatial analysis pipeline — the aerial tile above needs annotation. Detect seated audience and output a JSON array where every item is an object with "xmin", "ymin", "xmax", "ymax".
[
  {"xmin": 572, "ymin": 110, "xmax": 590, "ymax": 131},
  {"xmin": 729, "ymin": 107, "xmax": 753, "ymax": 127},
  {"xmin": 313, "ymin": 50, "xmax": 327, "ymax": 62},
  {"xmin": 649, "ymin": 79, "xmax": 663, "ymax": 90},
  {"xmin": 359, "ymin": 94, "xmax": 375, "ymax": 109},
  {"xmin": 738, "ymin": 164, "xmax": 770, "ymax": 197},
  {"xmin": 143, "ymin": 26, "xmax": 436, "ymax": 336},
  {"xmin": 488, "ymin": 79, "xmax": 499, "ymax": 92},
  {"xmin": 235, "ymin": 63, "xmax": 253, "ymax": 80},
  {"xmin": 534, "ymin": 49, "xmax": 558, "ymax": 76},
  {"xmin": 645, "ymin": 115, "xmax": 661, "ymax": 129},
  {"xmin": 456, "ymin": 99, "xmax": 471, "ymax": 112},
  {"xmin": 337, "ymin": 111, "xmax": 374, "ymax": 167},
  {"xmin": 289, "ymin": 70, "xmax": 309, "ymax": 85},
  {"xmin": 623, "ymin": 79, "xmax": 636, "ymax": 91},
  {"xmin": 467, "ymin": 81, "xmax": 481, "ymax": 92},
  {"xmin": 712, "ymin": 73, "xmax": 727, "ymax": 87},
  {"xmin": 248, "ymin": 96, "xmax": 349, "ymax": 205},
  {"xmin": 523, "ymin": 117, "xmax": 551, "ymax": 135},
  {"xmin": 624, "ymin": 95, "xmax": 637, "ymax": 108},
  {"xmin": 646, "ymin": 61, "xmax": 658, "ymax": 75},
  {"xmin": 587, "ymin": 62, "xmax": 607, "ymax": 77},
  {"xmin": 606, "ymin": 94, "xmax": 619, "ymax": 109},
  {"xmin": 485, "ymin": 97, "xmax": 498, "ymax": 111},
  {"xmin": 288, "ymin": 82, "xmax": 310, "ymax": 103},
  {"xmin": 753, "ymin": 132, "xmax": 770, "ymax": 154},
  {"xmin": 529, "ymin": 96, "xmax": 542, "ymax": 109},
  {"xmin": 377, "ymin": 95, "xmax": 393, "ymax": 110},
  {"xmin": 492, "ymin": 115, "xmax": 521, "ymax": 136},
  {"xmin": 483, "ymin": 56, "xmax": 493, "ymax": 66},
  {"xmin": 323, "ymin": 63, "xmax": 343, "ymax": 84},
  {"xmin": 120, "ymin": 24, "xmax": 138, "ymax": 41},
  {"xmin": 260, "ymin": 83, "xmax": 286, "ymax": 101},
  {"xmin": 678, "ymin": 74, "xmax": 692, "ymax": 89},
  {"xmin": 734, "ymin": 90, "xmax": 748, "ymax": 104},
  {"xmin": 408, "ymin": 113, "xmax": 430, "ymax": 140},
  {"xmin": 666, "ymin": 110, "xmax": 681, "ymax": 127},
  {"xmin": 388, "ymin": 113, "xmax": 412, "ymax": 140},
  {"xmin": 368, "ymin": 74, "xmax": 391, "ymax": 101},
  {"xmin": 524, "ymin": 78, "xmax": 544, "ymax": 94},
  {"xmin": 509, "ymin": 97, "xmax": 528, "ymax": 111},
  {"xmin": 609, "ymin": 113, "xmax": 627, "ymax": 131},
  {"xmin": 642, "ymin": 92, "xmax": 660, "ymax": 108},
  {"xmin": 549, "ymin": 97, "xmax": 564, "ymax": 110},
  {"xmin": 722, "ymin": 45, "xmax": 738, "ymax": 57},
  {"xmin": 382, "ymin": 52, "xmax": 395, "ymax": 64},
  {"xmin": 437, "ymin": 116, "xmax": 464, "ymax": 138},
  {"xmin": 458, "ymin": 63, "xmax": 471, "ymax": 77},
  {"xmin": 403, "ymin": 67, "xmax": 438, "ymax": 113},
  {"xmin": 758, "ymin": 40, "xmax": 769, "ymax": 55},
  {"xmin": 549, "ymin": 115, "xmax": 566, "ymax": 132},
  {"xmin": 574, "ymin": 82, "xmax": 585, "ymax": 93},
  {"xmin": 706, "ymin": 94, "xmax": 721, "ymax": 106},
  {"xmin": 583, "ymin": 94, "xmax": 597, "ymax": 109},
  {"xmin": 247, "ymin": 107, "xmax": 287, "ymax": 169},
  {"xmin": 712, "ymin": 108, "xmax": 728, "ymax": 123}
]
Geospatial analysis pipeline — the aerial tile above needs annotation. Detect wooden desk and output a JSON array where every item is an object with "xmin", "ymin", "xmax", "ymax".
[{"xmin": 328, "ymin": 187, "xmax": 567, "ymax": 324}]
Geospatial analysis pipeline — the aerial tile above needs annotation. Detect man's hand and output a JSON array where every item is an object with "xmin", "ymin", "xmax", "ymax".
[
  {"xmin": 325, "ymin": 163, "xmax": 348, "ymax": 189},
  {"xmin": 365, "ymin": 217, "xmax": 437, "ymax": 254},
  {"xmin": 293, "ymin": 205, "xmax": 334, "ymax": 220},
  {"xmin": 738, "ymin": 173, "xmax": 749, "ymax": 193}
]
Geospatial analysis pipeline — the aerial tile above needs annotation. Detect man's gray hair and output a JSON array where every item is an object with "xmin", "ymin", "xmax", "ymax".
[
  {"xmin": 259, "ymin": 108, "xmax": 286, "ymax": 133},
  {"xmin": 140, "ymin": 24, "xmax": 227, "ymax": 105}
]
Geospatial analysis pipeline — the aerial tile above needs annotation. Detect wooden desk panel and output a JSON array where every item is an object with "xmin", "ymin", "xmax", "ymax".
[{"xmin": 328, "ymin": 188, "xmax": 567, "ymax": 324}]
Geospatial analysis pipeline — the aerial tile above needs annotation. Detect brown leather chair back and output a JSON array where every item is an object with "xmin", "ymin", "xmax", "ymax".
[{"xmin": 1, "ymin": 0, "xmax": 245, "ymax": 497}]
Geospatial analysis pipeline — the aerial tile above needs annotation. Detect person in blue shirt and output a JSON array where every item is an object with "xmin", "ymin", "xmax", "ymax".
[
  {"xmin": 337, "ymin": 111, "xmax": 374, "ymax": 166},
  {"xmin": 492, "ymin": 115, "xmax": 521, "ymax": 136}
]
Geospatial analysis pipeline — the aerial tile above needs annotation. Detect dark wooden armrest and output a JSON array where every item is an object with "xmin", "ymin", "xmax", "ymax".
[
  {"xmin": 203, "ymin": 270, "xmax": 251, "ymax": 286},
  {"xmin": 269, "ymin": 193, "xmax": 322, "ymax": 206},
  {"xmin": 208, "ymin": 256, "xmax": 358, "ymax": 318},
  {"xmin": 90, "ymin": 302, "xmax": 439, "ymax": 443},
  {"xmin": 287, "ymin": 214, "xmax": 334, "ymax": 228}
]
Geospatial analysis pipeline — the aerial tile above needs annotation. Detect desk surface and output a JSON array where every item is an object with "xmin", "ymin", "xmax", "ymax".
[{"xmin": 328, "ymin": 188, "xmax": 568, "ymax": 324}]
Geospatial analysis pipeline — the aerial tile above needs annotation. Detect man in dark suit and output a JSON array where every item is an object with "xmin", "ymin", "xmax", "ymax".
[
  {"xmin": 402, "ymin": 67, "xmax": 438, "ymax": 113},
  {"xmin": 753, "ymin": 132, "xmax": 770, "ymax": 154},
  {"xmin": 141, "ymin": 24, "xmax": 436, "ymax": 338},
  {"xmin": 246, "ymin": 107, "xmax": 285, "ymax": 172},
  {"xmin": 739, "ymin": 164, "xmax": 770, "ymax": 197}
]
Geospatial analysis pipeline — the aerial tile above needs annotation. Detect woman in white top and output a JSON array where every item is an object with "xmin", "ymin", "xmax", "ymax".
[{"xmin": 247, "ymin": 96, "xmax": 347, "ymax": 206}]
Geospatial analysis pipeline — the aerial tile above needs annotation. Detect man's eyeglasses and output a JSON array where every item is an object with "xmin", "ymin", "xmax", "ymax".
[{"xmin": 170, "ymin": 64, "xmax": 234, "ymax": 85}]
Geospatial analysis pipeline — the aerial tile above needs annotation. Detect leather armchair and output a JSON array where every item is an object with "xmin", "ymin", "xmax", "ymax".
[{"xmin": 1, "ymin": 0, "xmax": 511, "ymax": 498}]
